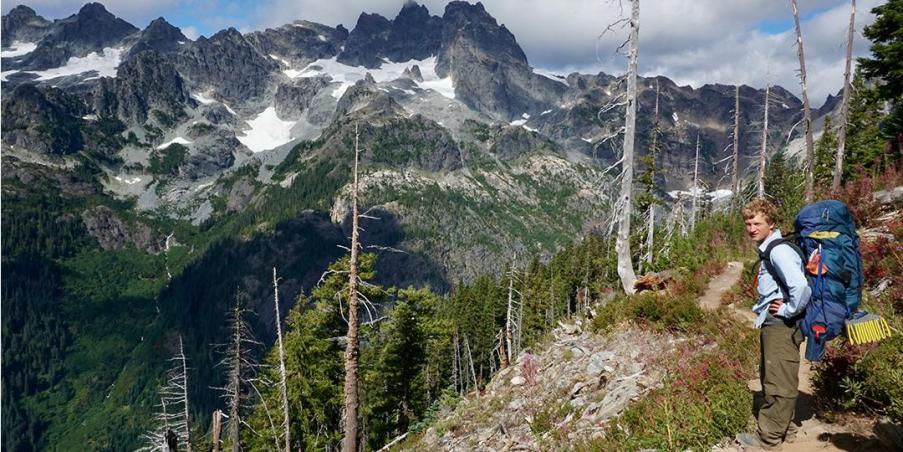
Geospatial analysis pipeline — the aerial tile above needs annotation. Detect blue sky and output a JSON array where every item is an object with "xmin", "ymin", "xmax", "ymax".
[{"xmin": 4, "ymin": 0, "xmax": 886, "ymax": 103}]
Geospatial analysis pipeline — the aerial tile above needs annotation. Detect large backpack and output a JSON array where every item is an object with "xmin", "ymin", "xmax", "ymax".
[{"xmin": 760, "ymin": 200, "xmax": 863, "ymax": 361}]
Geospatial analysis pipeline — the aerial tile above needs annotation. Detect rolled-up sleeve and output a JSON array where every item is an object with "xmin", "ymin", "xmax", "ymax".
[{"xmin": 771, "ymin": 245, "xmax": 812, "ymax": 318}]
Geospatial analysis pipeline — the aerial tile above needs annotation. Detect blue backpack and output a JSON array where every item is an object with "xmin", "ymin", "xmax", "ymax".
[{"xmin": 760, "ymin": 200, "xmax": 863, "ymax": 361}]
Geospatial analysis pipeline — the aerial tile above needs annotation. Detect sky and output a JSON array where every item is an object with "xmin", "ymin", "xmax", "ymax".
[{"xmin": 4, "ymin": 0, "xmax": 886, "ymax": 105}]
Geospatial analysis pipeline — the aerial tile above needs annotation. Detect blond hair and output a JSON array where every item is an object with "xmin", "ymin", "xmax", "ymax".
[{"xmin": 742, "ymin": 198, "xmax": 779, "ymax": 225}]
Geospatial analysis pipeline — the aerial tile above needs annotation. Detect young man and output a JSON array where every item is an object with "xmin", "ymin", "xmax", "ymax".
[{"xmin": 737, "ymin": 198, "xmax": 811, "ymax": 450}]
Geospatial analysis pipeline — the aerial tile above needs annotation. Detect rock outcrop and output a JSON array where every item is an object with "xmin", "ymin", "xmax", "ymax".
[
  {"xmin": 125, "ymin": 17, "xmax": 188, "ymax": 60},
  {"xmin": 1, "ymin": 5, "xmax": 52, "ymax": 47},
  {"xmin": 1, "ymin": 84, "xmax": 85, "ymax": 155},
  {"xmin": 174, "ymin": 28, "xmax": 279, "ymax": 105},
  {"xmin": 92, "ymin": 50, "xmax": 192, "ymax": 125}
]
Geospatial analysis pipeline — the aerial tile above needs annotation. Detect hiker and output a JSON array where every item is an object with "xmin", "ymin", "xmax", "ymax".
[{"xmin": 737, "ymin": 198, "xmax": 812, "ymax": 450}]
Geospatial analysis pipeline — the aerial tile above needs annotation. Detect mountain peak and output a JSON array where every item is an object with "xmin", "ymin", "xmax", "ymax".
[
  {"xmin": 77, "ymin": 2, "xmax": 113, "ymax": 19},
  {"xmin": 125, "ymin": 16, "xmax": 187, "ymax": 59},
  {"xmin": 7, "ymin": 4, "xmax": 38, "ymax": 18}
]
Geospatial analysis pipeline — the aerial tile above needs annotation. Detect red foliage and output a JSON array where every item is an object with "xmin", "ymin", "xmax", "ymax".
[{"xmin": 832, "ymin": 165, "xmax": 902, "ymax": 228}]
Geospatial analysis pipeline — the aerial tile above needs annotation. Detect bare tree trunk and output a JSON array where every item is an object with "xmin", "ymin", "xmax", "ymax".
[
  {"xmin": 505, "ymin": 270, "xmax": 515, "ymax": 364},
  {"xmin": 731, "ymin": 85, "xmax": 741, "ymax": 210},
  {"xmin": 463, "ymin": 335, "xmax": 478, "ymax": 398},
  {"xmin": 179, "ymin": 337, "xmax": 192, "ymax": 452},
  {"xmin": 791, "ymin": 0, "xmax": 816, "ymax": 202},
  {"xmin": 272, "ymin": 268, "xmax": 291, "ymax": 452},
  {"xmin": 645, "ymin": 81, "xmax": 660, "ymax": 270},
  {"xmin": 452, "ymin": 330, "xmax": 461, "ymax": 395},
  {"xmin": 616, "ymin": 0, "xmax": 640, "ymax": 295},
  {"xmin": 342, "ymin": 124, "xmax": 363, "ymax": 452},
  {"xmin": 498, "ymin": 328, "xmax": 509, "ymax": 369},
  {"xmin": 758, "ymin": 84, "xmax": 770, "ymax": 198},
  {"xmin": 833, "ymin": 0, "xmax": 856, "ymax": 192},
  {"xmin": 515, "ymin": 285, "xmax": 523, "ymax": 357},
  {"xmin": 229, "ymin": 295, "xmax": 242, "ymax": 452},
  {"xmin": 211, "ymin": 410, "xmax": 223, "ymax": 452},
  {"xmin": 691, "ymin": 132, "xmax": 700, "ymax": 231}
]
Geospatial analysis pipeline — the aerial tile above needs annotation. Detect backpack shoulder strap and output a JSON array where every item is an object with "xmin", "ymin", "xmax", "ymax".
[{"xmin": 758, "ymin": 236, "xmax": 805, "ymax": 299}]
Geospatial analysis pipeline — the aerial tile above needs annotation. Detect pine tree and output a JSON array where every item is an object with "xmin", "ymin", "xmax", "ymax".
[
  {"xmin": 858, "ymin": 0, "xmax": 903, "ymax": 155},
  {"xmin": 815, "ymin": 117, "xmax": 838, "ymax": 187},
  {"xmin": 845, "ymin": 73, "xmax": 889, "ymax": 179},
  {"xmin": 363, "ymin": 295, "xmax": 427, "ymax": 450}
]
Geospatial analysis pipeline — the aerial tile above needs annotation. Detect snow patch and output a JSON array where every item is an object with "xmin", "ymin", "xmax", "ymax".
[
  {"xmin": 222, "ymin": 103, "xmax": 237, "ymax": 115},
  {"xmin": 156, "ymin": 137, "xmax": 192, "ymax": 150},
  {"xmin": 532, "ymin": 67, "xmax": 568, "ymax": 86},
  {"xmin": 1, "ymin": 41, "xmax": 37, "ymax": 58},
  {"xmin": 581, "ymin": 137, "xmax": 593, "ymax": 143},
  {"xmin": 82, "ymin": 114, "xmax": 98, "ymax": 121},
  {"xmin": 510, "ymin": 119, "xmax": 527, "ymax": 126},
  {"xmin": 522, "ymin": 125, "xmax": 538, "ymax": 133},
  {"xmin": 114, "ymin": 175, "xmax": 142, "ymax": 185},
  {"xmin": 541, "ymin": 109, "xmax": 553, "ymax": 115},
  {"xmin": 781, "ymin": 102, "xmax": 789, "ymax": 109},
  {"xmin": 31, "ymin": 47, "xmax": 125, "ymax": 81},
  {"xmin": 522, "ymin": 113, "xmax": 530, "ymax": 119},
  {"xmin": 318, "ymin": 34, "xmax": 327, "ymax": 42},
  {"xmin": 236, "ymin": 107, "xmax": 296, "ymax": 153},
  {"xmin": 667, "ymin": 187, "xmax": 731, "ymax": 201},
  {"xmin": 288, "ymin": 56, "xmax": 455, "ymax": 99},
  {"xmin": 672, "ymin": 112, "xmax": 679, "ymax": 122},
  {"xmin": 0, "ymin": 70, "xmax": 18, "ymax": 81},
  {"xmin": 709, "ymin": 189, "xmax": 733, "ymax": 202},
  {"xmin": 191, "ymin": 91, "xmax": 216, "ymax": 105},
  {"xmin": 269, "ymin": 54, "xmax": 291, "ymax": 67}
]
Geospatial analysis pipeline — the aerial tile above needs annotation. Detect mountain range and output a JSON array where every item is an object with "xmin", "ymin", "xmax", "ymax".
[{"xmin": 0, "ymin": 1, "xmax": 840, "ymax": 449}]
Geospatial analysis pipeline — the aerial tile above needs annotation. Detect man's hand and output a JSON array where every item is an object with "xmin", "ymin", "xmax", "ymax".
[{"xmin": 768, "ymin": 299, "xmax": 785, "ymax": 315}]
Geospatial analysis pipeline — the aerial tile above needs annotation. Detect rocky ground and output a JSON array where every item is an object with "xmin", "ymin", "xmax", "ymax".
[{"xmin": 406, "ymin": 324, "xmax": 684, "ymax": 451}]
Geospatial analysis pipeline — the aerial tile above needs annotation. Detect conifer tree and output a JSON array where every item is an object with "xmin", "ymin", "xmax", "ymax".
[
  {"xmin": 814, "ymin": 117, "xmax": 838, "ymax": 186},
  {"xmin": 363, "ymin": 295, "xmax": 426, "ymax": 450}
]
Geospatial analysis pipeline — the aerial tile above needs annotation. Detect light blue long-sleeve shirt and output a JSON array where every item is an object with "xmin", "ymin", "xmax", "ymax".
[{"xmin": 754, "ymin": 230, "xmax": 812, "ymax": 328}]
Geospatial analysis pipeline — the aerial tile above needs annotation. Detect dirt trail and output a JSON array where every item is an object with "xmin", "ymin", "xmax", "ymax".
[{"xmin": 703, "ymin": 261, "xmax": 888, "ymax": 451}]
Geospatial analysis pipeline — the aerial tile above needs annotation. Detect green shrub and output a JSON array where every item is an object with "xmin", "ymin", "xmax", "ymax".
[
  {"xmin": 580, "ymin": 351, "xmax": 751, "ymax": 451},
  {"xmin": 815, "ymin": 336, "xmax": 903, "ymax": 422}
]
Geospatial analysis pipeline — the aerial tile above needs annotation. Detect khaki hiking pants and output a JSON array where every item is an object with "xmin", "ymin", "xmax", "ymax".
[{"xmin": 757, "ymin": 323, "xmax": 805, "ymax": 446}]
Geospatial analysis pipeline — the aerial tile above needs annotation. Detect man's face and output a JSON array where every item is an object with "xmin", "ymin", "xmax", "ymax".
[{"xmin": 745, "ymin": 213, "xmax": 775, "ymax": 244}]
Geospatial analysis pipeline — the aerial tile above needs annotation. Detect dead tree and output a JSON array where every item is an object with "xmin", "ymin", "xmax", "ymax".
[
  {"xmin": 462, "ymin": 334, "xmax": 478, "ymax": 397},
  {"xmin": 504, "ymin": 262, "xmax": 522, "ymax": 363},
  {"xmin": 643, "ymin": 81, "xmax": 661, "ymax": 271},
  {"xmin": 615, "ymin": 0, "xmax": 640, "ymax": 295},
  {"xmin": 272, "ymin": 268, "xmax": 291, "ymax": 452},
  {"xmin": 791, "ymin": 0, "xmax": 816, "ymax": 202},
  {"xmin": 342, "ymin": 124, "xmax": 363, "ymax": 452},
  {"xmin": 215, "ymin": 289, "xmax": 265, "ymax": 452},
  {"xmin": 139, "ymin": 336, "xmax": 193, "ymax": 452},
  {"xmin": 691, "ymin": 132, "xmax": 700, "ymax": 231},
  {"xmin": 497, "ymin": 328, "xmax": 509, "ymax": 369},
  {"xmin": 833, "ymin": 0, "xmax": 856, "ymax": 192},
  {"xmin": 452, "ymin": 329, "xmax": 461, "ymax": 395},
  {"xmin": 731, "ymin": 85, "xmax": 741, "ymax": 210},
  {"xmin": 758, "ymin": 84, "xmax": 770, "ymax": 198},
  {"xmin": 211, "ymin": 410, "xmax": 223, "ymax": 452}
]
